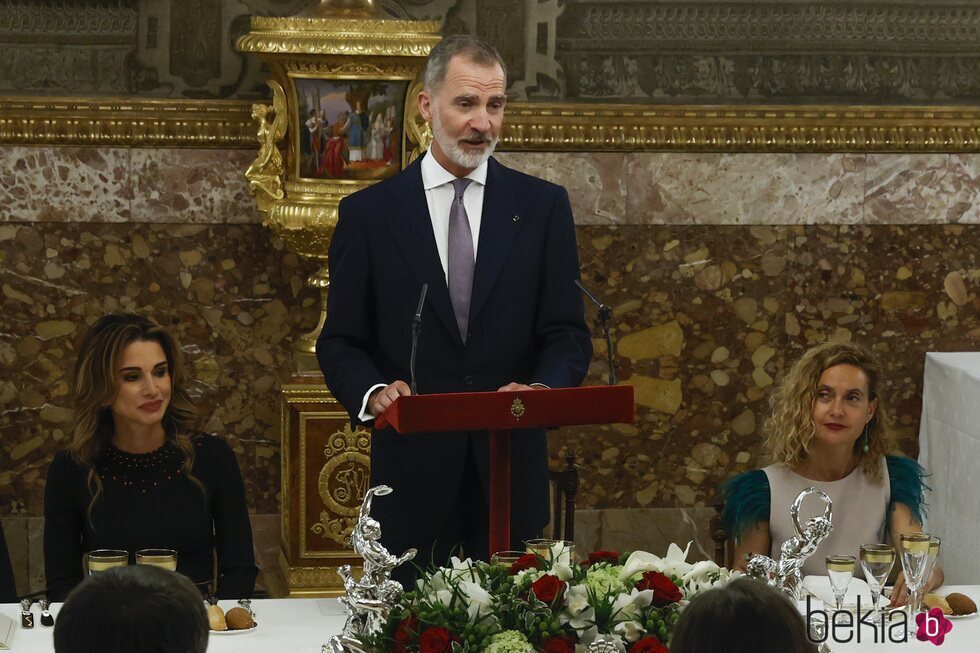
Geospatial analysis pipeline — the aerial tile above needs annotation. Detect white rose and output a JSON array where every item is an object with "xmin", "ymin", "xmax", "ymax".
[{"xmin": 619, "ymin": 551, "xmax": 664, "ymax": 580}]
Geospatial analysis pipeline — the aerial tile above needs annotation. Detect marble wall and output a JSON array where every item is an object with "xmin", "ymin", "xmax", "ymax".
[{"xmin": 1, "ymin": 146, "xmax": 978, "ymax": 594}]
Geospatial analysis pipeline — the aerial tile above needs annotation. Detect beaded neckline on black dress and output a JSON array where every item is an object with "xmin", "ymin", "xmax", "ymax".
[{"xmin": 97, "ymin": 441, "xmax": 185, "ymax": 494}]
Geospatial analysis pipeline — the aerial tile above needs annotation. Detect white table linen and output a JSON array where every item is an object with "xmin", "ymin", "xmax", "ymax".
[
  {"xmin": 918, "ymin": 352, "xmax": 980, "ymax": 584},
  {"xmin": 4, "ymin": 590, "xmax": 980, "ymax": 651},
  {"xmin": 0, "ymin": 598, "xmax": 346, "ymax": 652}
]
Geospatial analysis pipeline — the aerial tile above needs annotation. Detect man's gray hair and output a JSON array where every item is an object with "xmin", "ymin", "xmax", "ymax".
[{"xmin": 423, "ymin": 34, "xmax": 507, "ymax": 96}]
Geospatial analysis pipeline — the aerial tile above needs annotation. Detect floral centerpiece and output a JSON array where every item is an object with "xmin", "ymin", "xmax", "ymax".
[{"xmin": 356, "ymin": 543, "xmax": 740, "ymax": 653}]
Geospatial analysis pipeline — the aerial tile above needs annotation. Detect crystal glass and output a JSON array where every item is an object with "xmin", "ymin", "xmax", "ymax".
[
  {"xmin": 136, "ymin": 548, "xmax": 178, "ymax": 571},
  {"xmin": 826, "ymin": 554, "xmax": 857, "ymax": 611},
  {"xmin": 87, "ymin": 549, "xmax": 128, "ymax": 575},
  {"xmin": 524, "ymin": 539, "xmax": 575, "ymax": 565},
  {"xmin": 860, "ymin": 544, "xmax": 895, "ymax": 619},
  {"xmin": 900, "ymin": 533, "xmax": 932, "ymax": 615},
  {"xmin": 490, "ymin": 550, "xmax": 525, "ymax": 567},
  {"xmin": 910, "ymin": 536, "xmax": 941, "ymax": 614}
]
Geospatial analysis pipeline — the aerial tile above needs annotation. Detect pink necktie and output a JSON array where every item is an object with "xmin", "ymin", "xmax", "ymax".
[{"xmin": 448, "ymin": 178, "xmax": 474, "ymax": 342}]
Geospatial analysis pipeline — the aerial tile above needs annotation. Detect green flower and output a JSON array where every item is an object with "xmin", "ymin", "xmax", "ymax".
[
  {"xmin": 583, "ymin": 565, "xmax": 629, "ymax": 597},
  {"xmin": 485, "ymin": 630, "xmax": 535, "ymax": 653}
]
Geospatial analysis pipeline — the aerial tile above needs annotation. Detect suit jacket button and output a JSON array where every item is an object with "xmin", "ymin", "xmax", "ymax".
[{"xmin": 464, "ymin": 376, "xmax": 473, "ymax": 386}]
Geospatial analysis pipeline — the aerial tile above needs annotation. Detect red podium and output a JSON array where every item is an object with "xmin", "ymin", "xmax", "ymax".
[{"xmin": 375, "ymin": 385, "xmax": 634, "ymax": 555}]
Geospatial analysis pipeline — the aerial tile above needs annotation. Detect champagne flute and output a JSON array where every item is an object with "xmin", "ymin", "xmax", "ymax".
[
  {"xmin": 860, "ymin": 544, "xmax": 895, "ymax": 619},
  {"xmin": 826, "ymin": 555, "xmax": 856, "ymax": 611},
  {"xmin": 900, "ymin": 533, "xmax": 931, "ymax": 615},
  {"xmin": 912, "ymin": 536, "xmax": 941, "ymax": 613},
  {"xmin": 87, "ymin": 549, "xmax": 128, "ymax": 575},
  {"xmin": 136, "ymin": 548, "xmax": 178, "ymax": 571}
]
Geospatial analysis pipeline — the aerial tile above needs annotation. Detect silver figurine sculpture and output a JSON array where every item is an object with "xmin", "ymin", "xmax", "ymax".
[
  {"xmin": 326, "ymin": 485, "xmax": 417, "ymax": 653},
  {"xmin": 747, "ymin": 487, "xmax": 834, "ymax": 600}
]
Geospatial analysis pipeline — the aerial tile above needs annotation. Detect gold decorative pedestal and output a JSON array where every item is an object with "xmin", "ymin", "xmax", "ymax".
[
  {"xmin": 274, "ymin": 378, "xmax": 372, "ymax": 596},
  {"xmin": 236, "ymin": 2, "xmax": 439, "ymax": 595}
]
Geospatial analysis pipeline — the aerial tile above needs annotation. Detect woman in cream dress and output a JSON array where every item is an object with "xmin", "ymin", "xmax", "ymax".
[{"xmin": 721, "ymin": 341, "xmax": 942, "ymax": 606}]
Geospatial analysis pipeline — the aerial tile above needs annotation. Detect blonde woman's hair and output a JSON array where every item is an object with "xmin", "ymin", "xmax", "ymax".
[
  {"xmin": 68, "ymin": 313, "xmax": 202, "ymax": 519},
  {"xmin": 764, "ymin": 341, "xmax": 895, "ymax": 482}
]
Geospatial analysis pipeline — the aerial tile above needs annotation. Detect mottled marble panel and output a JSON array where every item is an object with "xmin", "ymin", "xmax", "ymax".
[
  {"xmin": 0, "ymin": 223, "xmax": 320, "ymax": 517},
  {"xmin": 129, "ymin": 148, "xmax": 261, "ymax": 224},
  {"xmin": 556, "ymin": 225, "xmax": 791, "ymax": 511},
  {"xmin": 946, "ymin": 155, "xmax": 980, "ymax": 224},
  {"xmin": 864, "ymin": 154, "xmax": 974, "ymax": 224},
  {"xmin": 495, "ymin": 152, "xmax": 629, "ymax": 224},
  {"xmin": 782, "ymin": 224, "xmax": 980, "ymax": 450},
  {"xmin": 574, "ymin": 508, "xmax": 717, "ymax": 563},
  {"xmin": 625, "ymin": 153, "xmax": 866, "ymax": 225},
  {"xmin": 0, "ymin": 147, "xmax": 131, "ymax": 222}
]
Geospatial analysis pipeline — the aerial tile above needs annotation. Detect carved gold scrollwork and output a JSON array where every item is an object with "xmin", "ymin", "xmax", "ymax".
[
  {"xmin": 311, "ymin": 423, "xmax": 372, "ymax": 546},
  {"xmin": 244, "ymin": 80, "xmax": 288, "ymax": 213},
  {"xmin": 404, "ymin": 79, "xmax": 431, "ymax": 165}
]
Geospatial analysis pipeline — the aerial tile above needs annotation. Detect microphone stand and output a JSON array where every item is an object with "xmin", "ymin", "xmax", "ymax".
[
  {"xmin": 410, "ymin": 284, "xmax": 428, "ymax": 395},
  {"xmin": 574, "ymin": 279, "xmax": 617, "ymax": 386}
]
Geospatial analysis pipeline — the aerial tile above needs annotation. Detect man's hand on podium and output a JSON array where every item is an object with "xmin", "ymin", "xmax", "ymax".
[
  {"xmin": 497, "ymin": 382, "xmax": 543, "ymax": 392},
  {"xmin": 370, "ymin": 380, "xmax": 412, "ymax": 415}
]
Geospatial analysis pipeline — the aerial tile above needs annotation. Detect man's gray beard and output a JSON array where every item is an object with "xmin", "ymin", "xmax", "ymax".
[{"xmin": 431, "ymin": 111, "xmax": 498, "ymax": 170}]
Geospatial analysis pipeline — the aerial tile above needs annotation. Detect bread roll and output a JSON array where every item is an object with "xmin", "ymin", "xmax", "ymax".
[
  {"xmin": 225, "ymin": 606, "xmax": 255, "ymax": 630},
  {"xmin": 207, "ymin": 604, "xmax": 227, "ymax": 631},
  {"xmin": 923, "ymin": 593, "xmax": 952, "ymax": 615},
  {"xmin": 945, "ymin": 592, "xmax": 977, "ymax": 615}
]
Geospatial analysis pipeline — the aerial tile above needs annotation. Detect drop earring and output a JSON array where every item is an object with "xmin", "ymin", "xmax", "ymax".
[{"xmin": 862, "ymin": 422, "xmax": 870, "ymax": 453}]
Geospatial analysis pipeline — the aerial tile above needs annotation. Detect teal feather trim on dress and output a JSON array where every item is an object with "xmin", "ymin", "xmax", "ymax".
[
  {"xmin": 719, "ymin": 470, "xmax": 770, "ymax": 542},
  {"xmin": 886, "ymin": 454, "xmax": 929, "ymax": 526}
]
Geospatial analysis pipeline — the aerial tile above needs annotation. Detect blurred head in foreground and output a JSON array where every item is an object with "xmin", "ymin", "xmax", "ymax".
[
  {"xmin": 670, "ymin": 578, "xmax": 818, "ymax": 653},
  {"xmin": 54, "ymin": 565, "xmax": 208, "ymax": 653}
]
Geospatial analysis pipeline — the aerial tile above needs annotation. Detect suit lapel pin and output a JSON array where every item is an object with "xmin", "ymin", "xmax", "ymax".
[{"xmin": 513, "ymin": 214, "xmax": 521, "ymax": 222}]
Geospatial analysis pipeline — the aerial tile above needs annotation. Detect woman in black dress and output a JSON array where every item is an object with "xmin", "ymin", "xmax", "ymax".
[{"xmin": 44, "ymin": 313, "xmax": 257, "ymax": 601}]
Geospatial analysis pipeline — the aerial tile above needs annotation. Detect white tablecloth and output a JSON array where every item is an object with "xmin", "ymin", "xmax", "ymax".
[
  {"xmin": 4, "ymin": 591, "xmax": 980, "ymax": 651},
  {"xmin": 0, "ymin": 598, "xmax": 347, "ymax": 652},
  {"xmin": 918, "ymin": 352, "xmax": 980, "ymax": 584}
]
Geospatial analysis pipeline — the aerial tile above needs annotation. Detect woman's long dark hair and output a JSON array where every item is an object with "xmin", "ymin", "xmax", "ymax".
[{"xmin": 68, "ymin": 313, "xmax": 202, "ymax": 520}]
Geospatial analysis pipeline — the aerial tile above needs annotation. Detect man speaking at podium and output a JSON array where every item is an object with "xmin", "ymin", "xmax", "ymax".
[{"xmin": 317, "ymin": 35, "xmax": 592, "ymax": 580}]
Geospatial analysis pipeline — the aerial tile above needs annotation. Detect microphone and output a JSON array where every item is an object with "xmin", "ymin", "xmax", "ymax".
[
  {"xmin": 410, "ymin": 283, "xmax": 428, "ymax": 395},
  {"xmin": 574, "ymin": 279, "xmax": 617, "ymax": 386}
]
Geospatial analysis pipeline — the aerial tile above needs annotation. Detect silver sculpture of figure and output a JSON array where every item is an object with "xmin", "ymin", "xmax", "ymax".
[
  {"xmin": 326, "ymin": 486, "xmax": 417, "ymax": 653},
  {"xmin": 746, "ymin": 487, "xmax": 833, "ymax": 600}
]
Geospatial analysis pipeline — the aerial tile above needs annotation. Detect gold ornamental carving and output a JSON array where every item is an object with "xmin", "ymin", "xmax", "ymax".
[
  {"xmin": 510, "ymin": 398, "xmax": 525, "ymax": 420},
  {"xmin": 311, "ymin": 423, "xmax": 372, "ymax": 547},
  {"xmin": 2, "ymin": 98, "xmax": 979, "ymax": 152}
]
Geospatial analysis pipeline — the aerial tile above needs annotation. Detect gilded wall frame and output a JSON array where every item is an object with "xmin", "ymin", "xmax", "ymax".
[{"xmin": 1, "ymin": 97, "xmax": 978, "ymax": 152}]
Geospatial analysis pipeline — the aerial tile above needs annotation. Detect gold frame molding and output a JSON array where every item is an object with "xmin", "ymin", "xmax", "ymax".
[{"xmin": 1, "ymin": 97, "xmax": 978, "ymax": 152}]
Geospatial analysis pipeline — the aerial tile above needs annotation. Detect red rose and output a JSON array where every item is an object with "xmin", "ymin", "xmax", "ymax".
[
  {"xmin": 587, "ymin": 550, "xmax": 621, "ymax": 566},
  {"xmin": 509, "ymin": 553, "xmax": 542, "ymax": 574},
  {"xmin": 395, "ymin": 615, "xmax": 418, "ymax": 646},
  {"xmin": 530, "ymin": 574, "xmax": 565, "ymax": 604},
  {"xmin": 629, "ymin": 636, "xmax": 668, "ymax": 653},
  {"xmin": 539, "ymin": 635, "xmax": 576, "ymax": 653},
  {"xmin": 419, "ymin": 627, "xmax": 453, "ymax": 653},
  {"xmin": 635, "ymin": 571, "xmax": 682, "ymax": 607}
]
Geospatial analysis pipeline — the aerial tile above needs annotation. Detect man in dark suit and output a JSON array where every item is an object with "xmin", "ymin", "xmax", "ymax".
[{"xmin": 316, "ymin": 35, "xmax": 592, "ymax": 578}]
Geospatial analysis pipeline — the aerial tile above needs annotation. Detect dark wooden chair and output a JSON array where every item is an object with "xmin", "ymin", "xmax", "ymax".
[
  {"xmin": 548, "ymin": 450, "xmax": 579, "ymax": 542},
  {"xmin": 709, "ymin": 498, "xmax": 733, "ymax": 568}
]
